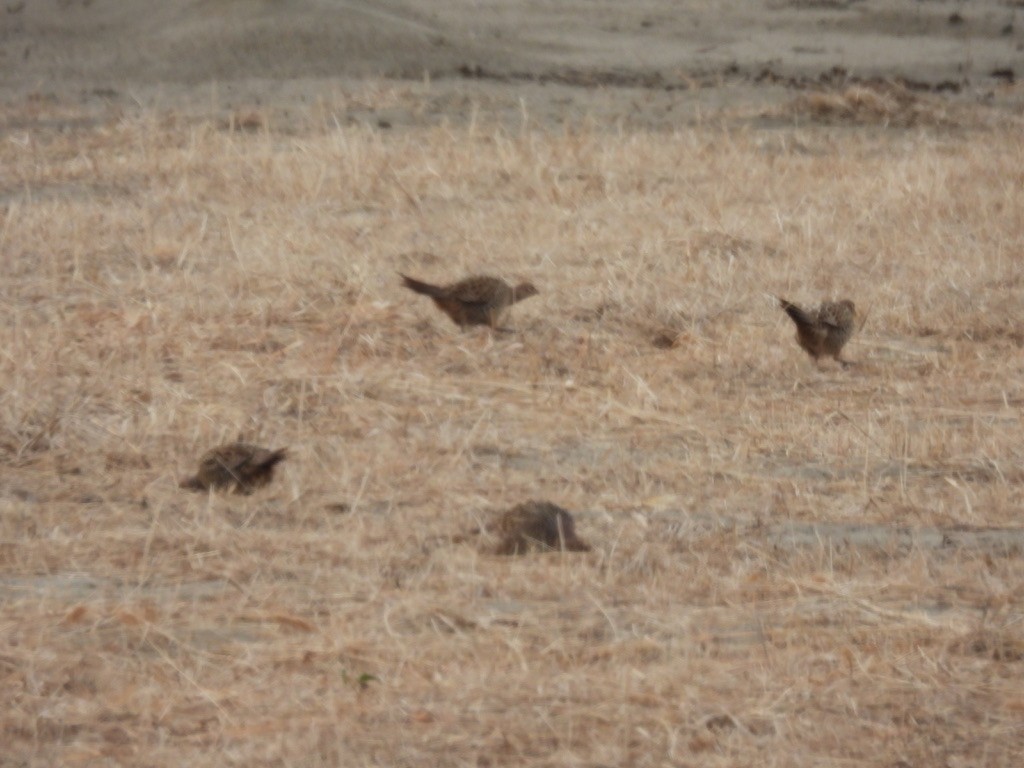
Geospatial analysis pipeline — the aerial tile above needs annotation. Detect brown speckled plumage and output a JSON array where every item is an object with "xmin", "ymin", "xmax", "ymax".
[
  {"xmin": 179, "ymin": 442, "xmax": 287, "ymax": 494},
  {"xmin": 493, "ymin": 500, "xmax": 591, "ymax": 555},
  {"xmin": 779, "ymin": 297, "xmax": 856, "ymax": 366},
  {"xmin": 399, "ymin": 273, "xmax": 539, "ymax": 329}
]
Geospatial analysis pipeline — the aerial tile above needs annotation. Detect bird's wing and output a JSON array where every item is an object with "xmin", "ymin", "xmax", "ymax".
[
  {"xmin": 450, "ymin": 277, "xmax": 504, "ymax": 305},
  {"xmin": 817, "ymin": 303, "xmax": 850, "ymax": 330},
  {"xmin": 208, "ymin": 445, "xmax": 256, "ymax": 474}
]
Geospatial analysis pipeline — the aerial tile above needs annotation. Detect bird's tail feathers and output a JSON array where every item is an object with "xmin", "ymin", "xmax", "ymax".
[
  {"xmin": 778, "ymin": 297, "xmax": 814, "ymax": 329},
  {"xmin": 179, "ymin": 475, "xmax": 204, "ymax": 490},
  {"xmin": 399, "ymin": 273, "xmax": 444, "ymax": 298},
  {"xmin": 261, "ymin": 448, "xmax": 288, "ymax": 468}
]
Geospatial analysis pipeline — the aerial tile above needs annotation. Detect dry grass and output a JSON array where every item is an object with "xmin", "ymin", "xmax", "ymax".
[
  {"xmin": 2, "ymin": 84, "xmax": 1023, "ymax": 766},
  {"xmin": 771, "ymin": 80, "xmax": 982, "ymax": 129}
]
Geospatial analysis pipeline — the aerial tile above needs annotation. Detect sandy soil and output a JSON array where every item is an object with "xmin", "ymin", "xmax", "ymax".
[{"xmin": 2, "ymin": 0, "xmax": 1022, "ymax": 124}]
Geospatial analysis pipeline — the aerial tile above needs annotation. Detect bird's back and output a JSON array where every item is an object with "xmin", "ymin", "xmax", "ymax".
[
  {"xmin": 194, "ymin": 443, "xmax": 287, "ymax": 492},
  {"xmin": 494, "ymin": 501, "xmax": 590, "ymax": 554},
  {"xmin": 818, "ymin": 300, "xmax": 856, "ymax": 355}
]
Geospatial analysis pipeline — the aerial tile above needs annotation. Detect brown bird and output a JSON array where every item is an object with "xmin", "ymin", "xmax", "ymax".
[
  {"xmin": 398, "ymin": 273, "xmax": 539, "ymax": 329},
  {"xmin": 492, "ymin": 500, "xmax": 591, "ymax": 555},
  {"xmin": 179, "ymin": 442, "xmax": 287, "ymax": 494},
  {"xmin": 778, "ymin": 297, "xmax": 857, "ymax": 367}
]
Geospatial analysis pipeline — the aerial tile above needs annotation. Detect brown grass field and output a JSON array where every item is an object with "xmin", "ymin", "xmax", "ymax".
[{"xmin": 2, "ymin": 82, "xmax": 1024, "ymax": 766}]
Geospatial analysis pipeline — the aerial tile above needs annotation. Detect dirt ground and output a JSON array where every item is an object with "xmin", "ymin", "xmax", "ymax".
[
  {"xmin": 2, "ymin": 0, "xmax": 1023, "ymax": 126},
  {"xmin": 2, "ymin": 2, "xmax": 1024, "ymax": 767}
]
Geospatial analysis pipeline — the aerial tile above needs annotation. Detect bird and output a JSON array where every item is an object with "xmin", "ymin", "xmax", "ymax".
[
  {"xmin": 492, "ymin": 500, "xmax": 591, "ymax": 555},
  {"xmin": 778, "ymin": 297, "xmax": 857, "ymax": 367},
  {"xmin": 398, "ymin": 273, "xmax": 539, "ymax": 329},
  {"xmin": 179, "ymin": 442, "xmax": 287, "ymax": 494}
]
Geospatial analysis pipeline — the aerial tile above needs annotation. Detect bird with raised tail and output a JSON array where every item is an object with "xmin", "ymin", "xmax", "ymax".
[
  {"xmin": 399, "ymin": 273, "xmax": 539, "ymax": 330},
  {"xmin": 179, "ymin": 442, "xmax": 287, "ymax": 494},
  {"xmin": 778, "ymin": 297, "xmax": 857, "ymax": 367}
]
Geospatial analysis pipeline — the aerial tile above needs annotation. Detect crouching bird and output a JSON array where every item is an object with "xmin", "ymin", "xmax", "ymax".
[
  {"xmin": 399, "ymin": 273, "xmax": 539, "ymax": 330},
  {"xmin": 179, "ymin": 442, "xmax": 287, "ymax": 494},
  {"xmin": 778, "ymin": 297, "xmax": 857, "ymax": 368},
  {"xmin": 492, "ymin": 500, "xmax": 591, "ymax": 555}
]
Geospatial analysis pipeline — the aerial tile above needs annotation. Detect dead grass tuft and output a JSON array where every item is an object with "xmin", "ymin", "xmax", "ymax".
[{"xmin": 774, "ymin": 80, "xmax": 1006, "ymax": 128}]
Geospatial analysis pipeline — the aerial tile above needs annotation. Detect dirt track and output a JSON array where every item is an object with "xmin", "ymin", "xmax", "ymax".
[{"xmin": 2, "ymin": 0, "xmax": 1021, "ymax": 123}]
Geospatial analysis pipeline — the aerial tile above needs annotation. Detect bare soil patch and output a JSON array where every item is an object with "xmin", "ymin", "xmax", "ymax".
[{"xmin": 3, "ymin": 0, "xmax": 1023, "ymax": 127}]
